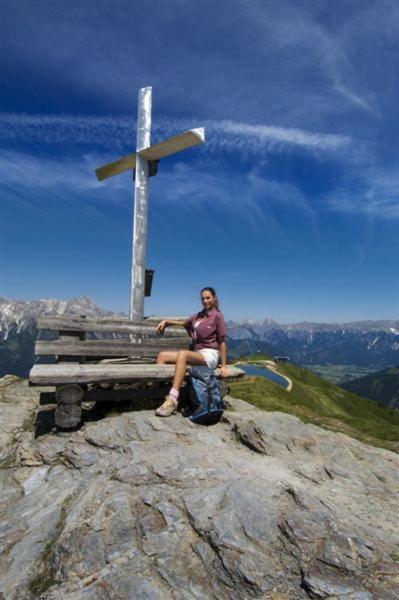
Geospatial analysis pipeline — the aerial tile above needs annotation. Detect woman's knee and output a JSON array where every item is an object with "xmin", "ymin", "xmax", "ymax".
[
  {"xmin": 157, "ymin": 351, "xmax": 167, "ymax": 363},
  {"xmin": 177, "ymin": 350, "xmax": 188, "ymax": 362}
]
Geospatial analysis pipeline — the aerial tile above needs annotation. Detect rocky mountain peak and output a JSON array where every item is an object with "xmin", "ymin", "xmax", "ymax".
[
  {"xmin": 0, "ymin": 296, "xmax": 122, "ymax": 341},
  {"xmin": 1, "ymin": 377, "xmax": 398, "ymax": 599}
]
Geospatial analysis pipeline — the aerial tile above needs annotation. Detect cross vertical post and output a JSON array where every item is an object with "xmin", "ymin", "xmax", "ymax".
[
  {"xmin": 95, "ymin": 87, "xmax": 205, "ymax": 321},
  {"xmin": 131, "ymin": 86, "xmax": 152, "ymax": 321}
]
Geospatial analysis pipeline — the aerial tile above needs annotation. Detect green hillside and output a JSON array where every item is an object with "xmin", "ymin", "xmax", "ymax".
[
  {"xmin": 229, "ymin": 355, "xmax": 399, "ymax": 452},
  {"xmin": 340, "ymin": 366, "xmax": 399, "ymax": 409}
]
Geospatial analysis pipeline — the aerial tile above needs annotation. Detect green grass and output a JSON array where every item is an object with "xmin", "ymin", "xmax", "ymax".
[
  {"xmin": 230, "ymin": 355, "xmax": 399, "ymax": 452},
  {"xmin": 341, "ymin": 366, "xmax": 399, "ymax": 408}
]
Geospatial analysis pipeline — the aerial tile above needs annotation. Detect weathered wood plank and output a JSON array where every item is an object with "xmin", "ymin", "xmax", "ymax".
[
  {"xmin": 37, "ymin": 316, "xmax": 188, "ymax": 336},
  {"xmin": 29, "ymin": 364, "xmax": 244, "ymax": 386},
  {"xmin": 57, "ymin": 329, "xmax": 86, "ymax": 364},
  {"xmin": 145, "ymin": 316, "xmax": 187, "ymax": 321},
  {"xmin": 93, "ymin": 357, "xmax": 157, "ymax": 364},
  {"xmin": 40, "ymin": 385, "xmax": 168, "ymax": 404},
  {"xmin": 36, "ymin": 337, "xmax": 190, "ymax": 356},
  {"xmin": 139, "ymin": 129, "xmax": 204, "ymax": 161},
  {"xmin": 95, "ymin": 152, "xmax": 137, "ymax": 181}
]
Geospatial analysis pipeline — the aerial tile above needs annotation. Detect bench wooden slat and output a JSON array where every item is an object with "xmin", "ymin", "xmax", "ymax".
[
  {"xmin": 35, "ymin": 337, "xmax": 191, "ymax": 356},
  {"xmin": 39, "ymin": 385, "xmax": 168, "ymax": 404},
  {"xmin": 29, "ymin": 364, "xmax": 245, "ymax": 386},
  {"xmin": 37, "ymin": 316, "xmax": 188, "ymax": 336}
]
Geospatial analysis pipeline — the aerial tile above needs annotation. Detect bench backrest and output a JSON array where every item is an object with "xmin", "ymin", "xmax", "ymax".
[{"xmin": 36, "ymin": 316, "xmax": 191, "ymax": 363}]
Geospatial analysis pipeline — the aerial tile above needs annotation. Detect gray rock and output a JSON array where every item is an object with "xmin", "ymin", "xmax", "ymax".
[
  {"xmin": 0, "ymin": 376, "xmax": 40, "ymax": 451},
  {"xmin": 1, "ymin": 385, "xmax": 398, "ymax": 599}
]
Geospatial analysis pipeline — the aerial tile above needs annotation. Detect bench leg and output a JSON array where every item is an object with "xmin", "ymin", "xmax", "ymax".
[{"xmin": 55, "ymin": 384, "xmax": 83, "ymax": 429}]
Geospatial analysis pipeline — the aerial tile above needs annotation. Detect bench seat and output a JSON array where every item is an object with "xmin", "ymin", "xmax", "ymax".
[{"xmin": 29, "ymin": 363, "xmax": 245, "ymax": 387}]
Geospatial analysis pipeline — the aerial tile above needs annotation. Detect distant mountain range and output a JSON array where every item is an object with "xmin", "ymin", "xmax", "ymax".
[
  {"xmin": 0, "ymin": 296, "xmax": 122, "ymax": 378},
  {"xmin": 1, "ymin": 296, "xmax": 398, "ymax": 378},
  {"xmin": 227, "ymin": 317, "xmax": 399, "ymax": 367},
  {"xmin": 341, "ymin": 366, "xmax": 399, "ymax": 409}
]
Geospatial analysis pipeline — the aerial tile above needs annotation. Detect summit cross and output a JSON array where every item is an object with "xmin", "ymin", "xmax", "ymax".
[{"xmin": 95, "ymin": 86, "xmax": 205, "ymax": 320}]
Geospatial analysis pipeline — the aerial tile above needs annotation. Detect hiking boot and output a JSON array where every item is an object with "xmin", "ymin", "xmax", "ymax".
[{"xmin": 155, "ymin": 395, "xmax": 178, "ymax": 417}]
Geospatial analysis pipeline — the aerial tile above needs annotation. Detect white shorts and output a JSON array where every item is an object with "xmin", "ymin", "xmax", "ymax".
[{"xmin": 198, "ymin": 348, "xmax": 219, "ymax": 370}]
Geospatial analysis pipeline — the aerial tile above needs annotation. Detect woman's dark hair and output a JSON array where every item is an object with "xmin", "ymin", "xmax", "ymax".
[{"xmin": 200, "ymin": 286, "xmax": 220, "ymax": 312}]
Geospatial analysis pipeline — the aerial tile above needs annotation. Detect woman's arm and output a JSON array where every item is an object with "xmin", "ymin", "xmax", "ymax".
[
  {"xmin": 156, "ymin": 319, "xmax": 186, "ymax": 334},
  {"xmin": 219, "ymin": 339, "xmax": 228, "ymax": 377}
]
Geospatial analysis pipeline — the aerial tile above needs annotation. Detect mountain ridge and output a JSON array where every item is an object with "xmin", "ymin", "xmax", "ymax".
[
  {"xmin": 341, "ymin": 366, "xmax": 399, "ymax": 409},
  {"xmin": 230, "ymin": 317, "xmax": 398, "ymax": 331},
  {"xmin": 1, "ymin": 296, "xmax": 398, "ymax": 379},
  {"xmin": 2, "ymin": 295, "xmax": 397, "ymax": 338}
]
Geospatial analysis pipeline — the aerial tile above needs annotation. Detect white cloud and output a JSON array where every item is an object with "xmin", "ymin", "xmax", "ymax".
[
  {"xmin": 1, "ymin": 149, "xmax": 105, "ymax": 191},
  {"xmin": 2, "ymin": 111, "xmax": 351, "ymax": 159},
  {"xmin": 4, "ymin": 143, "xmax": 398, "ymax": 226},
  {"xmin": 213, "ymin": 119, "xmax": 349, "ymax": 152},
  {"xmin": 1, "ymin": 147, "xmax": 307, "ymax": 237}
]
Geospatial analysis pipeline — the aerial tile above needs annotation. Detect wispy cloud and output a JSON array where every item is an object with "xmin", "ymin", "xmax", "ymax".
[
  {"xmin": 0, "ymin": 147, "xmax": 309, "ymax": 238},
  {"xmin": 1, "ymin": 149, "xmax": 105, "ymax": 191},
  {"xmin": 1, "ymin": 149, "xmax": 130, "ymax": 235},
  {"xmin": 322, "ymin": 167, "xmax": 399, "ymax": 218},
  {"xmin": 239, "ymin": 2, "xmax": 381, "ymax": 118},
  {"xmin": 3, "ymin": 141, "xmax": 398, "ymax": 229},
  {"xmin": 1, "ymin": 112, "xmax": 351, "ymax": 158},
  {"xmin": 206, "ymin": 119, "xmax": 350, "ymax": 153}
]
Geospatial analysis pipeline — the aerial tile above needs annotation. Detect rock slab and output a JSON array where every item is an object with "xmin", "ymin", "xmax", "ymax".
[{"xmin": 0, "ymin": 378, "xmax": 398, "ymax": 599}]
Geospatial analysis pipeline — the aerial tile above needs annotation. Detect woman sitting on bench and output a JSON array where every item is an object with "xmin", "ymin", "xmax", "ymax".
[{"xmin": 155, "ymin": 286, "xmax": 228, "ymax": 417}]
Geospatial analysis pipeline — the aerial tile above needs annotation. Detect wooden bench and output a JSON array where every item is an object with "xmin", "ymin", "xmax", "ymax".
[{"xmin": 29, "ymin": 315, "xmax": 244, "ymax": 428}]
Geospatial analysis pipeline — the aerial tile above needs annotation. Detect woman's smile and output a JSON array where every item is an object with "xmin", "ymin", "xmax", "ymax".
[{"xmin": 201, "ymin": 292, "xmax": 215, "ymax": 310}]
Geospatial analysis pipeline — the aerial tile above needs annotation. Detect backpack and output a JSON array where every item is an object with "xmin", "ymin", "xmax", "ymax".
[{"xmin": 188, "ymin": 365, "xmax": 224, "ymax": 425}]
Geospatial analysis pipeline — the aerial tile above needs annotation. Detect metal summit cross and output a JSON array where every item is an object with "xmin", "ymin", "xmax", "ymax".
[{"xmin": 95, "ymin": 86, "xmax": 205, "ymax": 321}]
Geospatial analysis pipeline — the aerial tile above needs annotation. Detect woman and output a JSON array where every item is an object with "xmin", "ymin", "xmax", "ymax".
[{"xmin": 155, "ymin": 287, "xmax": 228, "ymax": 417}]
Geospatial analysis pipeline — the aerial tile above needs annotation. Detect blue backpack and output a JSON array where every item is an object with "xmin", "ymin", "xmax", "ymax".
[{"xmin": 188, "ymin": 365, "xmax": 224, "ymax": 425}]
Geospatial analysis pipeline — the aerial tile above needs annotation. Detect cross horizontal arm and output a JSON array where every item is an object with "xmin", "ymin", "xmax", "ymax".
[
  {"xmin": 139, "ymin": 128, "xmax": 205, "ymax": 161},
  {"xmin": 95, "ymin": 128, "xmax": 205, "ymax": 182},
  {"xmin": 95, "ymin": 152, "xmax": 137, "ymax": 182}
]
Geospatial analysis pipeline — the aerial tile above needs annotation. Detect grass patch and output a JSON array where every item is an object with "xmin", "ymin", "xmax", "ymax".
[
  {"xmin": 230, "ymin": 358, "xmax": 399, "ymax": 452},
  {"xmin": 391, "ymin": 549, "xmax": 399, "ymax": 562}
]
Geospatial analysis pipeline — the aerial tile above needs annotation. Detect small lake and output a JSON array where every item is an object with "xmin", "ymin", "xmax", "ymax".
[{"xmin": 236, "ymin": 363, "xmax": 288, "ymax": 389}]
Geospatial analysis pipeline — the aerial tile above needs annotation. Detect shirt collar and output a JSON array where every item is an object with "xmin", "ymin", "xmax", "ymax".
[{"xmin": 204, "ymin": 307, "xmax": 217, "ymax": 317}]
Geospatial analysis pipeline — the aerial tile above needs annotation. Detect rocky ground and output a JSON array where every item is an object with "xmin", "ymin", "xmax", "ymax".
[{"xmin": 0, "ymin": 377, "xmax": 398, "ymax": 599}]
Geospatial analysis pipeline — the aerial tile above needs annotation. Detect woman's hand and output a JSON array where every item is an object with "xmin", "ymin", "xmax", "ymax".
[
  {"xmin": 156, "ymin": 320, "xmax": 167, "ymax": 335},
  {"xmin": 220, "ymin": 366, "xmax": 228, "ymax": 378}
]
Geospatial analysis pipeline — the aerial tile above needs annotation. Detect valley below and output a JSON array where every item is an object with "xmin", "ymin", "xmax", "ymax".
[{"xmin": 305, "ymin": 364, "xmax": 382, "ymax": 385}]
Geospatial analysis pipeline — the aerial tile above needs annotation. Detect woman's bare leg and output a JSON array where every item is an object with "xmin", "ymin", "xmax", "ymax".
[
  {"xmin": 155, "ymin": 350, "xmax": 206, "ymax": 416},
  {"xmin": 171, "ymin": 350, "xmax": 206, "ymax": 390},
  {"xmin": 156, "ymin": 349, "xmax": 206, "ymax": 389},
  {"xmin": 156, "ymin": 350, "xmax": 179, "ymax": 364}
]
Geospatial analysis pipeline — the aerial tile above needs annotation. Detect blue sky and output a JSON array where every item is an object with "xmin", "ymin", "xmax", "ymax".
[{"xmin": 2, "ymin": 0, "xmax": 398, "ymax": 322}]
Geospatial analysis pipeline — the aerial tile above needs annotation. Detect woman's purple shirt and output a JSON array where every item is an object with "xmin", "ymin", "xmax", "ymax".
[{"xmin": 184, "ymin": 308, "xmax": 227, "ymax": 350}]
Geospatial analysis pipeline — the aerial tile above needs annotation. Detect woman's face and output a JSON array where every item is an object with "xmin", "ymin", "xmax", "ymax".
[{"xmin": 201, "ymin": 290, "xmax": 215, "ymax": 311}]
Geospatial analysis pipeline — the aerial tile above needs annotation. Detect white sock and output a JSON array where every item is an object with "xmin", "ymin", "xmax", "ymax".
[{"xmin": 169, "ymin": 388, "xmax": 179, "ymax": 404}]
